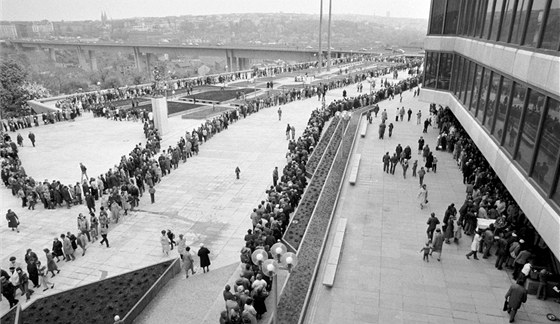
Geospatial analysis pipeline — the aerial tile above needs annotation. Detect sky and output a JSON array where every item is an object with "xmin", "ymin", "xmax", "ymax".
[{"xmin": 0, "ymin": 0, "xmax": 430, "ymax": 21}]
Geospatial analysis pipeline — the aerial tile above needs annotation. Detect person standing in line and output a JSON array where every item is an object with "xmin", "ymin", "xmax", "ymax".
[
  {"xmin": 418, "ymin": 167, "xmax": 426, "ymax": 186},
  {"xmin": 1, "ymin": 268, "xmax": 18, "ymax": 308},
  {"xmin": 426, "ymin": 212, "xmax": 440, "ymax": 240},
  {"xmin": 417, "ymin": 184, "xmax": 428, "ymax": 209},
  {"xmin": 13, "ymin": 267, "xmax": 33, "ymax": 301},
  {"xmin": 160, "ymin": 230, "xmax": 171, "ymax": 256},
  {"xmin": 272, "ymin": 167, "xmax": 279, "ymax": 187},
  {"xmin": 61, "ymin": 233, "xmax": 75, "ymax": 261},
  {"xmin": 28, "ymin": 132, "xmax": 36, "ymax": 147},
  {"xmin": 183, "ymin": 246, "xmax": 196, "ymax": 278},
  {"xmin": 291, "ymin": 125, "xmax": 295, "ymax": 140},
  {"xmin": 76, "ymin": 232, "xmax": 87, "ymax": 256},
  {"xmin": 285, "ymin": 124, "xmax": 291, "ymax": 140},
  {"xmin": 52, "ymin": 238, "xmax": 63, "ymax": 262},
  {"xmin": 235, "ymin": 166, "xmax": 241, "ymax": 179},
  {"xmin": 504, "ymin": 279, "xmax": 527, "ymax": 323},
  {"xmin": 149, "ymin": 186, "xmax": 156, "ymax": 203},
  {"xmin": 90, "ymin": 212, "xmax": 99, "ymax": 242},
  {"xmin": 466, "ymin": 230, "xmax": 482, "ymax": 260},
  {"xmin": 177, "ymin": 234, "xmax": 187, "ymax": 260},
  {"xmin": 198, "ymin": 243, "xmax": 211, "ymax": 273},
  {"xmin": 431, "ymin": 229, "xmax": 444, "ymax": 261},
  {"xmin": 494, "ymin": 233, "xmax": 509, "ymax": 270},
  {"xmin": 99, "ymin": 224, "xmax": 109, "ymax": 248},
  {"xmin": 43, "ymin": 248, "xmax": 60, "ymax": 277},
  {"xmin": 6, "ymin": 209, "xmax": 19, "ymax": 233},
  {"xmin": 36, "ymin": 261, "xmax": 54, "ymax": 291},
  {"xmin": 80, "ymin": 163, "xmax": 88, "ymax": 182}
]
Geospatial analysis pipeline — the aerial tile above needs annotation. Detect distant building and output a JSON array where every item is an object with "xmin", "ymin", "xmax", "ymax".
[
  {"xmin": 197, "ymin": 64, "xmax": 210, "ymax": 76},
  {"xmin": 32, "ymin": 21, "xmax": 54, "ymax": 36},
  {"xmin": 0, "ymin": 24, "xmax": 18, "ymax": 39}
]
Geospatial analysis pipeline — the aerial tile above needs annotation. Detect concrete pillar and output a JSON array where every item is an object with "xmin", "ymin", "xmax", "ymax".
[
  {"xmin": 236, "ymin": 57, "xmax": 240, "ymax": 71},
  {"xmin": 327, "ymin": 0, "xmax": 332, "ymax": 71},
  {"xmin": 146, "ymin": 53, "xmax": 156, "ymax": 74},
  {"xmin": 151, "ymin": 96, "xmax": 169, "ymax": 135},
  {"xmin": 88, "ymin": 50, "xmax": 98, "ymax": 71},
  {"xmin": 76, "ymin": 47, "xmax": 90, "ymax": 71},
  {"xmin": 133, "ymin": 47, "xmax": 146, "ymax": 73},
  {"xmin": 49, "ymin": 48, "xmax": 56, "ymax": 62},
  {"xmin": 318, "ymin": 0, "xmax": 323, "ymax": 72}
]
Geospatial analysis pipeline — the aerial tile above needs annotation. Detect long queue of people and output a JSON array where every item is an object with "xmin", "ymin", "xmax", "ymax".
[{"xmin": 219, "ymin": 72, "xmax": 423, "ymax": 324}]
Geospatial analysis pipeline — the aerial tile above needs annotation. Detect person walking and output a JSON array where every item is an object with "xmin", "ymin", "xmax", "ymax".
[
  {"xmin": 432, "ymin": 229, "xmax": 444, "ymax": 261},
  {"xmin": 61, "ymin": 234, "xmax": 75, "ymax": 261},
  {"xmin": 426, "ymin": 212, "xmax": 440, "ymax": 240},
  {"xmin": 80, "ymin": 163, "xmax": 88, "ymax": 182},
  {"xmin": 417, "ymin": 184, "xmax": 428, "ymax": 209},
  {"xmin": 382, "ymin": 152, "xmax": 390, "ymax": 173},
  {"xmin": 388, "ymin": 123, "xmax": 394, "ymax": 137},
  {"xmin": 28, "ymin": 132, "xmax": 36, "ymax": 147},
  {"xmin": 6, "ymin": 209, "xmax": 19, "ymax": 233},
  {"xmin": 420, "ymin": 243, "xmax": 431, "ymax": 262},
  {"xmin": 99, "ymin": 224, "xmax": 109, "ymax": 248},
  {"xmin": 418, "ymin": 167, "xmax": 426, "ymax": 186},
  {"xmin": 52, "ymin": 238, "xmax": 63, "ymax": 262},
  {"xmin": 1, "ymin": 269, "xmax": 18, "ymax": 308},
  {"xmin": 76, "ymin": 232, "xmax": 88, "ymax": 256},
  {"xmin": 198, "ymin": 243, "xmax": 211, "ymax": 273},
  {"xmin": 285, "ymin": 124, "xmax": 291, "ymax": 140},
  {"xmin": 378, "ymin": 122, "xmax": 386, "ymax": 139},
  {"xmin": 389, "ymin": 153, "xmax": 398, "ymax": 175},
  {"xmin": 36, "ymin": 261, "xmax": 54, "ymax": 291},
  {"xmin": 402, "ymin": 159, "xmax": 409, "ymax": 179},
  {"xmin": 272, "ymin": 167, "xmax": 279, "ymax": 187},
  {"xmin": 177, "ymin": 234, "xmax": 187, "ymax": 260},
  {"xmin": 235, "ymin": 166, "xmax": 241, "ymax": 179},
  {"xmin": 182, "ymin": 246, "xmax": 196, "ymax": 278},
  {"xmin": 416, "ymin": 110, "xmax": 422, "ymax": 124},
  {"xmin": 277, "ymin": 107, "xmax": 282, "ymax": 121},
  {"xmin": 160, "ymin": 230, "xmax": 171, "ymax": 256},
  {"xmin": 407, "ymin": 108, "xmax": 412, "ymax": 122},
  {"xmin": 167, "ymin": 229, "xmax": 176, "ymax": 250},
  {"xmin": 412, "ymin": 160, "xmax": 418, "ymax": 177},
  {"xmin": 418, "ymin": 136, "xmax": 425, "ymax": 154},
  {"xmin": 504, "ymin": 279, "xmax": 527, "ymax": 323},
  {"xmin": 466, "ymin": 230, "xmax": 482, "ymax": 260}
]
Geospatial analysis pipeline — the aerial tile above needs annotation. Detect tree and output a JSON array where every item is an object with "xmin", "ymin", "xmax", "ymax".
[{"xmin": 0, "ymin": 60, "xmax": 30, "ymax": 118}]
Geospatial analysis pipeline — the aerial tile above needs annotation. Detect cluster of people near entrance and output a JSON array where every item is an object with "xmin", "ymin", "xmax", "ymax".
[{"xmin": 416, "ymin": 105, "xmax": 559, "ymax": 323}]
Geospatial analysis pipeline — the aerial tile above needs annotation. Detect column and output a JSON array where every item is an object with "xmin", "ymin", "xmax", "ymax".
[
  {"xmin": 151, "ymin": 96, "xmax": 169, "ymax": 135},
  {"xmin": 133, "ymin": 47, "xmax": 147, "ymax": 73},
  {"xmin": 76, "ymin": 47, "xmax": 90, "ymax": 71},
  {"xmin": 88, "ymin": 50, "xmax": 98, "ymax": 71},
  {"xmin": 49, "ymin": 48, "xmax": 56, "ymax": 62},
  {"xmin": 327, "ymin": 0, "xmax": 332, "ymax": 71}
]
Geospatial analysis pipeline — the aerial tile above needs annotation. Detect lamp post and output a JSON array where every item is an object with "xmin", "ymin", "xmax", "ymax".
[{"xmin": 251, "ymin": 242, "xmax": 297, "ymax": 324}]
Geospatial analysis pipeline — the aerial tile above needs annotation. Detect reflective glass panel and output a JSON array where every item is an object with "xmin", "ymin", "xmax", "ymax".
[
  {"xmin": 491, "ymin": 0, "xmax": 506, "ymax": 40},
  {"xmin": 511, "ymin": 0, "xmax": 531, "ymax": 44},
  {"xmin": 430, "ymin": 0, "xmax": 447, "ymax": 34},
  {"xmin": 541, "ymin": 0, "xmax": 560, "ymax": 50},
  {"xmin": 476, "ymin": 69, "xmax": 492, "ymax": 123},
  {"xmin": 493, "ymin": 78, "xmax": 511, "ymax": 142},
  {"xmin": 485, "ymin": 74, "xmax": 501, "ymax": 130},
  {"xmin": 454, "ymin": 56, "xmax": 464, "ymax": 96},
  {"xmin": 444, "ymin": 0, "xmax": 461, "ymax": 34},
  {"xmin": 503, "ymin": 83, "xmax": 527, "ymax": 155},
  {"xmin": 498, "ymin": 0, "xmax": 516, "ymax": 41},
  {"xmin": 532, "ymin": 98, "xmax": 560, "ymax": 193},
  {"xmin": 460, "ymin": 60, "xmax": 472, "ymax": 103},
  {"xmin": 484, "ymin": 0, "xmax": 497, "ymax": 38},
  {"xmin": 553, "ymin": 172, "xmax": 560, "ymax": 207},
  {"xmin": 437, "ymin": 53, "xmax": 453, "ymax": 90},
  {"xmin": 515, "ymin": 89, "xmax": 545, "ymax": 172},
  {"xmin": 476, "ymin": 0, "xmax": 490, "ymax": 36},
  {"xmin": 468, "ymin": 65, "xmax": 482, "ymax": 112},
  {"xmin": 451, "ymin": 54, "xmax": 459, "ymax": 92},
  {"xmin": 424, "ymin": 52, "xmax": 438, "ymax": 89},
  {"xmin": 525, "ymin": 0, "xmax": 547, "ymax": 47}
]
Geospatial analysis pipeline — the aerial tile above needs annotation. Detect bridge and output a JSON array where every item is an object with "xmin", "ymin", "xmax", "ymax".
[{"xmin": 8, "ymin": 40, "xmax": 367, "ymax": 73}]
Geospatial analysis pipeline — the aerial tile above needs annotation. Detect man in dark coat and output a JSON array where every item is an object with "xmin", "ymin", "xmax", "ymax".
[
  {"xmin": 198, "ymin": 243, "xmax": 211, "ymax": 273},
  {"xmin": 504, "ymin": 279, "xmax": 527, "ymax": 322},
  {"xmin": 28, "ymin": 132, "xmax": 36, "ymax": 147}
]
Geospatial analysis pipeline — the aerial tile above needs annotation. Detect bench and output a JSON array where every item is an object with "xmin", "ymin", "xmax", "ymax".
[
  {"xmin": 322, "ymin": 218, "xmax": 348, "ymax": 287},
  {"xmin": 348, "ymin": 154, "xmax": 361, "ymax": 185},
  {"xmin": 360, "ymin": 118, "xmax": 368, "ymax": 137}
]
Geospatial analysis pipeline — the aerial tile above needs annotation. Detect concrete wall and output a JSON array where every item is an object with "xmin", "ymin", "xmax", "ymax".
[
  {"xmin": 419, "ymin": 89, "xmax": 560, "ymax": 261},
  {"xmin": 424, "ymin": 36, "xmax": 560, "ymax": 98}
]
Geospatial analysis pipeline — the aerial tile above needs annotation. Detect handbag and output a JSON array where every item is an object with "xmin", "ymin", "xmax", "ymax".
[{"xmin": 502, "ymin": 299, "xmax": 509, "ymax": 312}]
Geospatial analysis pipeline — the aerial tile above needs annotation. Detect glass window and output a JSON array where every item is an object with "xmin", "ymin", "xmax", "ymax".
[
  {"xmin": 532, "ymin": 98, "xmax": 560, "ymax": 193},
  {"xmin": 503, "ymin": 83, "xmax": 527, "ymax": 155},
  {"xmin": 437, "ymin": 53, "xmax": 453, "ymax": 90},
  {"xmin": 491, "ymin": 0, "xmax": 506, "ymax": 40},
  {"xmin": 493, "ymin": 77, "xmax": 512, "ymax": 142},
  {"xmin": 458, "ymin": 0, "xmax": 469, "ymax": 34},
  {"xmin": 483, "ymin": 0, "xmax": 497, "ymax": 38},
  {"xmin": 541, "ymin": 0, "xmax": 560, "ymax": 50},
  {"xmin": 484, "ymin": 73, "xmax": 501, "ymax": 130},
  {"xmin": 424, "ymin": 52, "xmax": 438, "ymax": 89},
  {"xmin": 469, "ymin": 0, "xmax": 482, "ymax": 35},
  {"xmin": 476, "ymin": 69, "xmax": 492, "ymax": 123},
  {"xmin": 476, "ymin": 0, "xmax": 490, "ymax": 36},
  {"xmin": 468, "ymin": 65, "xmax": 482, "ymax": 112},
  {"xmin": 450, "ymin": 54, "xmax": 459, "ymax": 92},
  {"xmin": 444, "ymin": 0, "xmax": 461, "ymax": 34},
  {"xmin": 430, "ymin": 0, "xmax": 447, "ymax": 34},
  {"xmin": 498, "ymin": 0, "xmax": 516, "ymax": 42},
  {"xmin": 524, "ymin": 0, "xmax": 547, "ymax": 47},
  {"xmin": 511, "ymin": 0, "xmax": 531, "ymax": 44},
  {"xmin": 461, "ymin": 61, "xmax": 473, "ymax": 104},
  {"xmin": 553, "ymin": 172, "xmax": 560, "ymax": 207},
  {"xmin": 515, "ymin": 89, "xmax": 545, "ymax": 172}
]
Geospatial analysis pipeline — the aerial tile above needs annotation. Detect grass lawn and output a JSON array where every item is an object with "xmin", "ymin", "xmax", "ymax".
[
  {"xmin": 182, "ymin": 88, "xmax": 257, "ymax": 102},
  {"xmin": 141, "ymin": 101, "xmax": 204, "ymax": 115}
]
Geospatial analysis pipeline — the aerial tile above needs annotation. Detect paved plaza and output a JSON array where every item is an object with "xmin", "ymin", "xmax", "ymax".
[{"xmin": 303, "ymin": 86, "xmax": 560, "ymax": 323}]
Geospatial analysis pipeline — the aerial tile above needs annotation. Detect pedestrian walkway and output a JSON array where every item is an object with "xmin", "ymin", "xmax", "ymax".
[{"xmin": 303, "ymin": 85, "xmax": 560, "ymax": 323}]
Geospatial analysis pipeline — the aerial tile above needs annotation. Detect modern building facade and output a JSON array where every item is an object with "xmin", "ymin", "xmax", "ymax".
[{"xmin": 420, "ymin": 0, "xmax": 560, "ymax": 262}]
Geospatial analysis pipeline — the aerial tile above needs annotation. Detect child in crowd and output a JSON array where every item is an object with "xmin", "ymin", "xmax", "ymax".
[{"xmin": 420, "ymin": 242, "xmax": 432, "ymax": 262}]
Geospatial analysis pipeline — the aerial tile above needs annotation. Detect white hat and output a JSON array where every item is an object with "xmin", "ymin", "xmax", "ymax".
[{"xmin": 199, "ymin": 243, "xmax": 204, "ymax": 247}]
